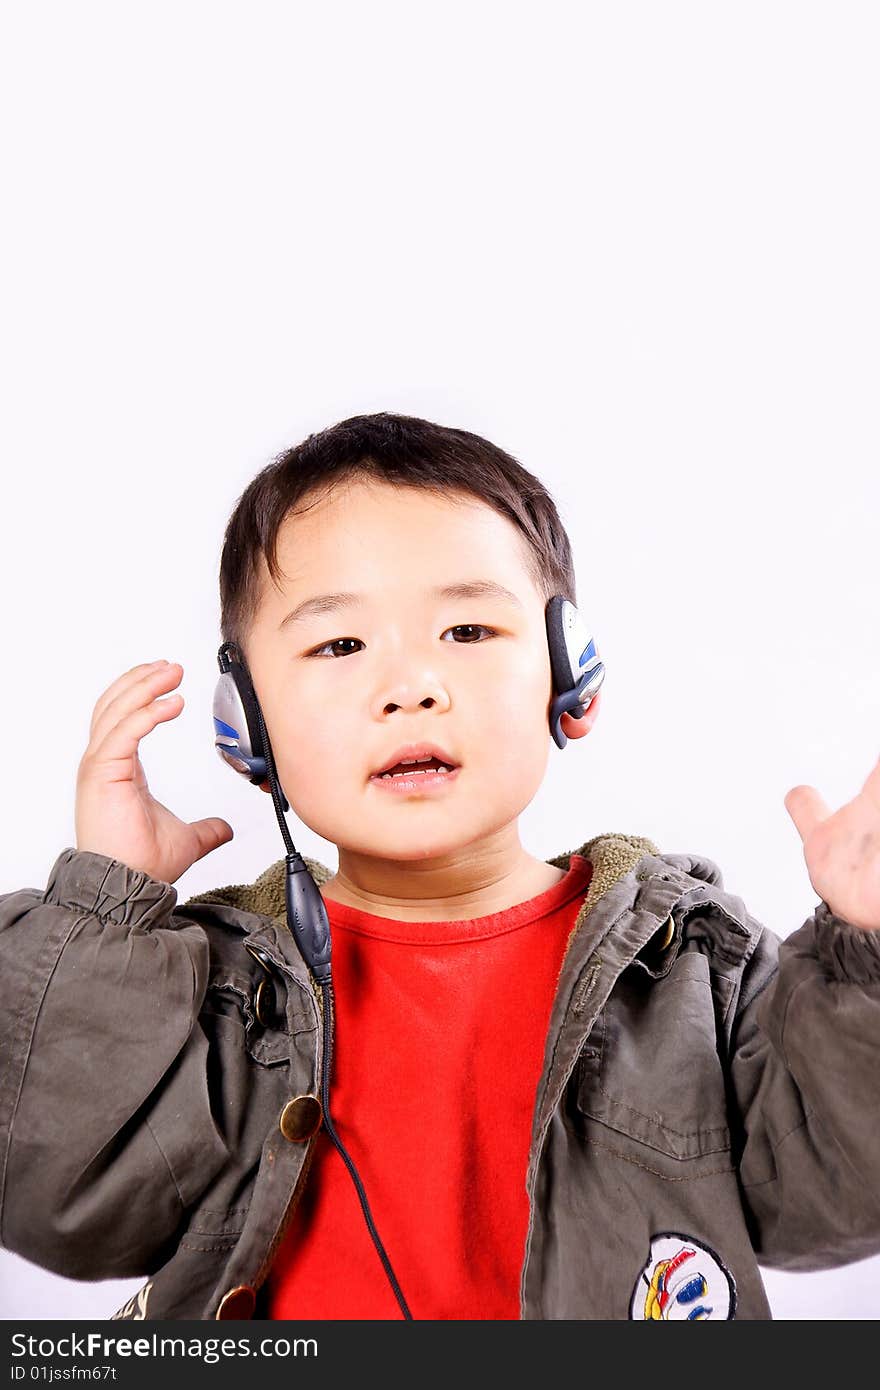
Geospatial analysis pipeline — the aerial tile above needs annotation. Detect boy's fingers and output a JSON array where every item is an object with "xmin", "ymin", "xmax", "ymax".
[
  {"xmin": 84, "ymin": 693, "xmax": 184, "ymax": 777},
  {"xmin": 89, "ymin": 662, "xmax": 171, "ymax": 731},
  {"xmin": 89, "ymin": 661, "xmax": 174, "ymax": 735},
  {"xmin": 89, "ymin": 663, "xmax": 181, "ymax": 747}
]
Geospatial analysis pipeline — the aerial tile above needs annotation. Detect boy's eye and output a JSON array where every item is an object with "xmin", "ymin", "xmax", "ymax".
[
  {"xmin": 307, "ymin": 625, "xmax": 496, "ymax": 659},
  {"xmin": 440, "ymin": 624, "xmax": 494, "ymax": 644},
  {"xmin": 310, "ymin": 637, "xmax": 364, "ymax": 659}
]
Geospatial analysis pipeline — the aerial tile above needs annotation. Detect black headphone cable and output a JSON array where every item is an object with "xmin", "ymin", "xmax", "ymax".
[{"xmin": 254, "ymin": 699, "xmax": 414, "ymax": 1321}]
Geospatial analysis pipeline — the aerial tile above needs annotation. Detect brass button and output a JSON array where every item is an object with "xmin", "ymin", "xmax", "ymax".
[
  {"xmin": 658, "ymin": 915, "xmax": 675, "ymax": 950},
  {"xmin": 280, "ymin": 1094, "xmax": 322, "ymax": 1143},
  {"xmin": 255, "ymin": 977, "xmax": 276, "ymax": 1027},
  {"xmin": 215, "ymin": 1285, "xmax": 256, "ymax": 1320}
]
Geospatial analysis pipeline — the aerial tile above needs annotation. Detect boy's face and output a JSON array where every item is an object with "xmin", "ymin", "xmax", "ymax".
[{"xmin": 244, "ymin": 478, "xmax": 594, "ymax": 864}]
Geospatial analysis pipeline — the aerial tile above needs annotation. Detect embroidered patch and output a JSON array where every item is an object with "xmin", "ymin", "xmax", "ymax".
[{"xmin": 630, "ymin": 1233, "xmax": 736, "ymax": 1320}]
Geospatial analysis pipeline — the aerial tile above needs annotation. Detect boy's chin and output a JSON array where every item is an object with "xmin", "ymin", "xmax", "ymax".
[{"xmin": 335, "ymin": 832, "xmax": 478, "ymax": 865}]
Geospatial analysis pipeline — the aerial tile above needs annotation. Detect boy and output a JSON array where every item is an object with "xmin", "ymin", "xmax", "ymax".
[{"xmin": 2, "ymin": 411, "xmax": 880, "ymax": 1321}]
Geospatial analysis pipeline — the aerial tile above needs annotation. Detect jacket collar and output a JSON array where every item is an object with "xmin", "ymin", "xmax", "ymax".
[
  {"xmin": 184, "ymin": 831, "xmax": 662, "ymax": 952},
  {"xmin": 184, "ymin": 835, "xmax": 760, "ymax": 1139}
]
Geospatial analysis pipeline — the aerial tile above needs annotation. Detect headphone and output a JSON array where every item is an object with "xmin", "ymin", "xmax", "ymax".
[{"xmin": 210, "ymin": 594, "xmax": 604, "ymax": 1320}]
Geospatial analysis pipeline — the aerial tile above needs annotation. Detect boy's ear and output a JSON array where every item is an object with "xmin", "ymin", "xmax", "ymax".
[
  {"xmin": 258, "ymin": 779, "xmax": 272, "ymax": 793},
  {"xmin": 558, "ymin": 688, "xmax": 602, "ymax": 742}
]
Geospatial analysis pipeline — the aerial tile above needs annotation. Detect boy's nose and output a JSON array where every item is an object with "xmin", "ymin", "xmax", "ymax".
[{"xmin": 372, "ymin": 677, "xmax": 451, "ymax": 719}]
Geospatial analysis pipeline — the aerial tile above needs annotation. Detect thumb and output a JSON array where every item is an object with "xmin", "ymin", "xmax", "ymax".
[
  {"xmin": 189, "ymin": 817, "xmax": 235, "ymax": 862},
  {"xmin": 783, "ymin": 785, "xmax": 830, "ymax": 843}
]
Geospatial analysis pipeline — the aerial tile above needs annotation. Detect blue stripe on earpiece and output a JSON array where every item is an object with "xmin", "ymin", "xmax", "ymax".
[
  {"xmin": 213, "ymin": 716, "xmax": 240, "ymax": 740},
  {"xmin": 579, "ymin": 639, "xmax": 596, "ymax": 667}
]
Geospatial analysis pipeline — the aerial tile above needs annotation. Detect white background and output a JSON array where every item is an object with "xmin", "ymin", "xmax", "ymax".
[{"xmin": 1, "ymin": 0, "xmax": 878, "ymax": 1321}]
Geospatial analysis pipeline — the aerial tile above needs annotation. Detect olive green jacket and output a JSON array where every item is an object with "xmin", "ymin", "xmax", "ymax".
[{"xmin": 2, "ymin": 833, "xmax": 879, "ymax": 1320}]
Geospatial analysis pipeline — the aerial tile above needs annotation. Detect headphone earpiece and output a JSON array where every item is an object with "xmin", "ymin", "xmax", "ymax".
[
  {"xmin": 545, "ymin": 596, "xmax": 606, "ymax": 749},
  {"xmin": 213, "ymin": 643, "xmax": 290, "ymax": 812}
]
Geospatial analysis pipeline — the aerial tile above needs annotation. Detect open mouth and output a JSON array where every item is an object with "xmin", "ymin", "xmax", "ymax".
[
  {"xmin": 370, "ymin": 763, "xmax": 461, "ymax": 793},
  {"xmin": 369, "ymin": 748, "xmax": 461, "ymax": 792},
  {"xmin": 373, "ymin": 755, "xmax": 456, "ymax": 781}
]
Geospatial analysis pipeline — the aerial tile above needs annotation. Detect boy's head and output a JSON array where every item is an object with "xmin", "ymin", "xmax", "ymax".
[{"xmin": 219, "ymin": 413, "xmax": 600, "ymax": 864}]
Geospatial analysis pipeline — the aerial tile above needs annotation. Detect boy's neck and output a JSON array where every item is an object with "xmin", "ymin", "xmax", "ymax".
[{"xmin": 320, "ymin": 834, "xmax": 568, "ymax": 923}]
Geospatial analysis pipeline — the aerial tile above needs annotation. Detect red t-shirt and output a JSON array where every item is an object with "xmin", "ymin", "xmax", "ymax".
[{"xmin": 266, "ymin": 854, "xmax": 593, "ymax": 1320}]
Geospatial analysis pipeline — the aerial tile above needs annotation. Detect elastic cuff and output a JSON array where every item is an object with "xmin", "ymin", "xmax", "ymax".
[
  {"xmin": 814, "ymin": 899, "xmax": 880, "ymax": 984},
  {"xmin": 44, "ymin": 848, "xmax": 179, "ymax": 931}
]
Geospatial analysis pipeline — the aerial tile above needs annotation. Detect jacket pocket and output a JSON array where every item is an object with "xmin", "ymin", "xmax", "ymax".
[
  {"xmin": 570, "ymin": 950, "xmax": 733, "ymax": 1163},
  {"xmin": 201, "ymin": 975, "xmax": 291, "ymax": 1067}
]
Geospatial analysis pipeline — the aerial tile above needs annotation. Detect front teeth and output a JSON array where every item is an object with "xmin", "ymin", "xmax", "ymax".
[{"xmin": 380, "ymin": 767, "xmax": 447, "ymax": 780}]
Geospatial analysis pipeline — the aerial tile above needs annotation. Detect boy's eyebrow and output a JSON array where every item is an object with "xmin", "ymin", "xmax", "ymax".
[{"xmin": 279, "ymin": 580, "xmax": 524, "ymax": 630}]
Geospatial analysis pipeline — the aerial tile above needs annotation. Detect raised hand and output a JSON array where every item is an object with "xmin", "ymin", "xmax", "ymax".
[
  {"xmin": 75, "ymin": 659, "xmax": 234, "ymax": 886},
  {"xmin": 784, "ymin": 757, "xmax": 880, "ymax": 931}
]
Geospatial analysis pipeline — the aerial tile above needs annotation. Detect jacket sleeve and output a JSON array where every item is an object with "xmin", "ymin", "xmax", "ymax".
[
  {"xmin": 727, "ymin": 898, "xmax": 880, "ymax": 1271},
  {"xmin": 0, "ymin": 849, "xmax": 231, "ymax": 1280}
]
